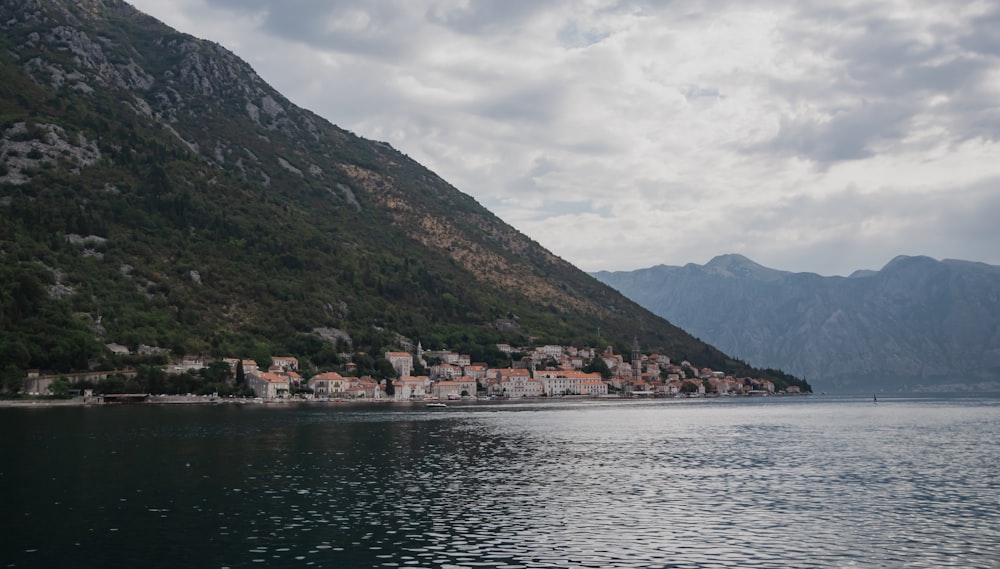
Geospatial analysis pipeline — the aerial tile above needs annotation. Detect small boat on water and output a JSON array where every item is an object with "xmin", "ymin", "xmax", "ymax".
[{"xmin": 426, "ymin": 402, "xmax": 447, "ymax": 408}]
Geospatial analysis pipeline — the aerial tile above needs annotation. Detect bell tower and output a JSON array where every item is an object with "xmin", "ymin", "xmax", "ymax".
[{"xmin": 631, "ymin": 336, "xmax": 641, "ymax": 383}]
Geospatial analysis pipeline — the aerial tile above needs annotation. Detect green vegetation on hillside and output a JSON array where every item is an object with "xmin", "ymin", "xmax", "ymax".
[{"xmin": 0, "ymin": 0, "xmax": 809, "ymax": 394}]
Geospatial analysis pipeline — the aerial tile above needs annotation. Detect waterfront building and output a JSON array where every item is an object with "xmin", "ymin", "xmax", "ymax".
[
  {"xmin": 247, "ymin": 372, "xmax": 289, "ymax": 399},
  {"xmin": 309, "ymin": 371, "xmax": 348, "ymax": 397},
  {"xmin": 535, "ymin": 370, "xmax": 604, "ymax": 396},
  {"xmin": 393, "ymin": 376, "xmax": 431, "ymax": 400}
]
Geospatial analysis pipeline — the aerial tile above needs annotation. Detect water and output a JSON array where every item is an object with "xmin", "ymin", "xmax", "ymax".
[{"xmin": 2, "ymin": 395, "xmax": 998, "ymax": 568}]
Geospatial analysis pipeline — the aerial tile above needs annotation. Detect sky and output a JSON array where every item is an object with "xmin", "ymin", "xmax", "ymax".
[{"xmin": 127, "ymin": 0, "xmax": 1000, "ymax": 276}]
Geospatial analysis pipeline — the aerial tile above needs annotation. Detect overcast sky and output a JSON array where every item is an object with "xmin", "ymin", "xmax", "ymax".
[{"xmin": 128, "ymin": 0, "xmax": 1000, "ymax": 276}]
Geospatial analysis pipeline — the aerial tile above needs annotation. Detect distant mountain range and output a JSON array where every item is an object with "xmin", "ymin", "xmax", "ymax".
[
  {"xmin": 0, "ymin": 0, "xmax": 806, "ymax": 392},
  {"xmin": 593, "ymin": 254, "xmax": 1000, "ymax": 393}
]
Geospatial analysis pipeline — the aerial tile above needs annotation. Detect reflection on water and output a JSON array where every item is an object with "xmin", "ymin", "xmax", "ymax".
[{"xmin": 2, "ymin": 396, "xmax": 998, "ymax": 568}]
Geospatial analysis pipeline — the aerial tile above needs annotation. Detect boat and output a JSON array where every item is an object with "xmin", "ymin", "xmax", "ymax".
[{"xmin": 426, "ymin": 402, "xmax": 447, "ymax": 408}]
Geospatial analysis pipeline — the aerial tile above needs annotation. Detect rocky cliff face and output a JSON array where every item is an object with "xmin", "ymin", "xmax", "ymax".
[
  {"xmin": 594, "ymin": 255, "xmax": 1000, "ymax": 392},
  {"xmin": 2, "ymin": 0, "xmax": 341, "ymax": 187}
]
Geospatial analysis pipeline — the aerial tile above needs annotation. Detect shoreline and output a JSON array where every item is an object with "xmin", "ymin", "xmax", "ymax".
[{"xmin": 0, "ymin": 391, "xmax": 811, "ymax": 408}]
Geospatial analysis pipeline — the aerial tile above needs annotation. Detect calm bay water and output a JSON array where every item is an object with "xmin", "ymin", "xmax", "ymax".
[{"xmin": 2, "ymin": 395, "xmax": 998, "ymax": 568}]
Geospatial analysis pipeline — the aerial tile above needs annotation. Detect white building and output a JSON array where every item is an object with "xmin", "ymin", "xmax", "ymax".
[
  {"xmin": 430, "ymin": 363, "xmax": 461, "ymax": 380},
  {"xmin": 271, "ymin": 356, "xmax": 299, "ymax": 371},
  {"xmin": 385, "ymin": 351, "xmax": 414, "ymax": 378},
  {"xmin": 393, "ymin": 376, "xmax": 431, "ymax": 400},
  {"xmin": 431, "ymin": 377, "xmax": 477, "ymax": 400},
  {"xmin": 308, "ymin": 371, "xmax": 348, "ymax": 397},
  {"xmin": 540, "ymin": 345, "xmax": 564, "ymax": 357},
  {"xmin": 535, "ymin": 370, "xmax": 605, "ymax": 396},
  {"xmin": 491, "ymin": 370, "xmax": 542, "ymax": 398}
]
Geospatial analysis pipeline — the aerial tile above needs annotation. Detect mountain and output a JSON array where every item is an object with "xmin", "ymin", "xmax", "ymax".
[
  {"xmin": 0, "ymin": 0, "xmax": 808, "ymax": 392},
  {"xmin": 593, "ymin": 254, "xmax": 1000, "ymax": 393}
]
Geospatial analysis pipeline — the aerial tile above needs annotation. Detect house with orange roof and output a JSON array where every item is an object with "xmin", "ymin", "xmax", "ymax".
[
  {"xmin": 490, "ymin": 369, "xmax": 542, "ymax": 398},
  {"xmin": 273, "ymin": 369, "xmax": 302, "ymax": 387},
  {"xmin": 222, "ymin": 358, "xmax": 255, "ymax": 374},
  {"xmin": 429, "ymin": 362, "xmax": 461, "ymax": 380},
  {"xmin": 462, "ymin": 364, "xmax": 487, "ymax": 381},
  {"xmin": 345, "ymin": 385, "xmax": 366, "ymax": 399},
  {"xmin": 392, "ymin": 375, "xmax": 430, "ymax": 400},
  {"xmin": 708, "ymin": 376, "xmax": 741, "ymax": 395},
  {"xmin": 385, "ymin": 351, "xmax": 413, "ymax": 378},
  {"xmin": 247, "ymin": 371, "xmax": 289, "ymax": 399},
  {"xmin": 431, "ymin": 380, "xmax": 460, "ymax": 400},
  {"xmin": 223, "ymin": 358, "xmax": 260, "ymax": 376},
  {"xmin": 357, "ymin": 377, "xmax": 382, "ymax": 399},
  {"xmin": 535, "ymin": 370, "xmax": 603, "ymax": 396},
  {"xmin": 602, "ymin": 354, "xmax": 624, "ymax": 375},
  {"xmin": 431, "ymin": 376, "xmax": 476, "ymax": 400},
  {"xmin": 309, "ymin": 371, "xmax": 348, "ymax": 397}
]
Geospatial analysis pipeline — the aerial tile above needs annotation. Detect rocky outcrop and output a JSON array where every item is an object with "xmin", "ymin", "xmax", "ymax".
[
  {"xmin": 1, "ymin": 0, "xmax": 319, "ymax": 184},
  {"xmin": 594, "ymin": 255, "xmax": 1000, "ymax": 392},
  {"xmin": 0, "ymin": 122, "xmax": 100, "ymax": 184}
]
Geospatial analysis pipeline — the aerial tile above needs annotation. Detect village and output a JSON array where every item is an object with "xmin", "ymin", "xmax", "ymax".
[
  {"xmin": 16, "ymin": 336, "xmax": 806, "ymax": 402},
  {"xmin": 196, "ymin": 338, "xmax": 798, "ymax": 402}
]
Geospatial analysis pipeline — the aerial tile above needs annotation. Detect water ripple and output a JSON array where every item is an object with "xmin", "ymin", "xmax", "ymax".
[{"xmin": 2, "ymin": 397, "xmax": 998, "ymax": 568}]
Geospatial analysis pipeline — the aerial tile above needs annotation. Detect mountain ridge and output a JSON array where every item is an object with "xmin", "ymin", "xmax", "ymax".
[
  {"xmin": 593, "ymin": 254, "xmax": 1000, "ymax": 392},
  {"xmin": 0, "ymin": 0, "xmax": 808, "ymax": 392}
]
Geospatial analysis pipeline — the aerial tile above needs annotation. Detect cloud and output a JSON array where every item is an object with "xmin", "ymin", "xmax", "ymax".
[
  {"xmin": 758, "ymin": 1, "xmax": 1000, "ymax": 163},
  {"xmin": 129, "ymin": 0, "xmax": 1000, "ymax": 276}
]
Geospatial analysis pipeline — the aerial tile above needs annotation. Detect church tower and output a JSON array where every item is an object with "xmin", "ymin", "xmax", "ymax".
[{"xmin": 631, "ymin": 336, "xmax": 641, "ymax": 383}]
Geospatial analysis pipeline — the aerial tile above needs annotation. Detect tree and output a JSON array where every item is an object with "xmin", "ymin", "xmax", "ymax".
[
  {"xmin": 3, "ymin": 341, "xmax": 31, "ymax": 369},
  {"xmin": 583, "ymin": 356, "xmax": 612, "ymax": 380},
  {"xmin": 374, "ymin": 357, "xmax": 397, "ymax": 380},
  {"xmin": 235, "ymin": 359, "xmax": 245, "ymax": 385},
  {"xmin": 48, "ymin": 378, "xmax": 70, "ymax": 399},
  {"xmin": 201, "ymin": 360, "xmax": 233, "ymax": 384},
  {"xmin": 384, "ymin": 378, "xmax": 395, "ymax": 397},
  {"xmin": 412, "ymin": 360, "xmax": 428, "ymax": 376},
  {"xmin": 139, "ymin": 365, "xmax": 166, "ymax": 393},
  {"xmin": 1, "ymin": 364, "xmax": 25, "ymax": 396}
]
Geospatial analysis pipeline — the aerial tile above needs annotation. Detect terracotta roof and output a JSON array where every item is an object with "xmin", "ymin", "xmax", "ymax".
[
  {"xmin": 257, "ymin": 372, "xmax": 288, "ymax": 384},
  {"xmin": 312, "ymin": 371, "xmax": 344, "ymax": 381}
]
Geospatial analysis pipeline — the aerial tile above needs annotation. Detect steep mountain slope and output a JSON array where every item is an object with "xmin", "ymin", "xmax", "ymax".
[
  {"xmin": 593, "ymin": 254, "xmax": 1000, "ymax": 392},
  {"xmin": 0, "ymin": 0, "xmax": 806, "ymax": 390}
]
